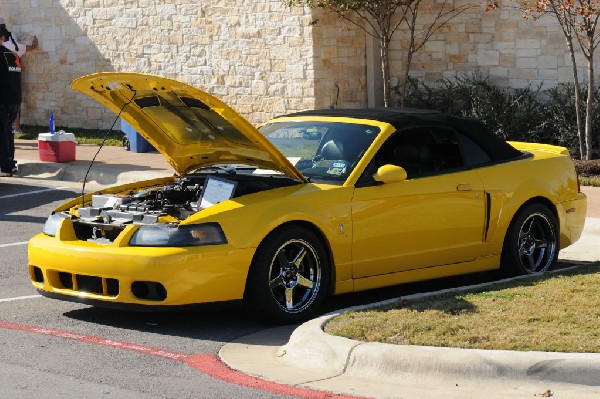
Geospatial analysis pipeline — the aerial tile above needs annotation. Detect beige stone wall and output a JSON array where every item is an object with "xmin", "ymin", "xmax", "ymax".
[
  {"xmin": 0, "ymin": 0, "xmax": 365, "ymax": 129},
  {"xmin": 388, "ymin": 6, "xmax": 586, "ymax": 93},
  {"xmin": 0, "ymin": 0, "xmax": 594, "ymax": 129}
]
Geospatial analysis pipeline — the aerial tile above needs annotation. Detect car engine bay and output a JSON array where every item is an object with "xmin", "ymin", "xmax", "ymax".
[{"xmin": 58, "ymin": 172, "xmax": 299, "ymax": 243}]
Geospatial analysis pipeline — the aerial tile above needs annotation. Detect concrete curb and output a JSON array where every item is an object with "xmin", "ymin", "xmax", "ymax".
[
  {"xmin": 283, "ymin": 315, "xmax": 600, "ymax": 387},
  {"xmin": 280, "ymin": 261, "xmax": 600, "ymax": 388}
]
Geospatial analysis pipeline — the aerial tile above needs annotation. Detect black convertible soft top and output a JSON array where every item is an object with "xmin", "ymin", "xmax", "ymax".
[{"xmin": 285, "ymin": 108, "xmax": 523, "ymax": 161}]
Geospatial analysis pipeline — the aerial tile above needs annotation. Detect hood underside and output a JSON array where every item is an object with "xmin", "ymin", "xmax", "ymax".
[{"xmin": 71, "ymin": 72, "xmax": 307, "ymax": 181}]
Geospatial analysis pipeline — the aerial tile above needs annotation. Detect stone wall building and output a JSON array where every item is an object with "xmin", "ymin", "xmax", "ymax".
[{"xmin": 0, "ymin": 0, "xmax": 591, "ymax": 130}]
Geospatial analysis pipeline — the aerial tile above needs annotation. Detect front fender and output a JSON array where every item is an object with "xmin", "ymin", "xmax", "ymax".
[{"xmin": 181, "ymin": 184, "xmax": 355, "ymax": 281}]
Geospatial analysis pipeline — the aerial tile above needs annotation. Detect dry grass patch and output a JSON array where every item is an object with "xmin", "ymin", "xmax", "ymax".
[{"xmin": 325, "ymin": 263, "xmax": 600, "ymax": 353}]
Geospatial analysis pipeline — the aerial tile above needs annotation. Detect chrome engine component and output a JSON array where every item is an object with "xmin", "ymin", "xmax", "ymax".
[{"xmin": 77, "ymin": 177, "xmax": 203, "ymax": 227}]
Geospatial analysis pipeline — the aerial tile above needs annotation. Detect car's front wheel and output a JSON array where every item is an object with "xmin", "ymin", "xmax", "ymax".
[
  {"xmin": 501, "ymin": 203, "xmax": 558, "ymax": 275},
  {"xmin": 244, "ymin": 226, "xmax": 330, "ymax": 324}
]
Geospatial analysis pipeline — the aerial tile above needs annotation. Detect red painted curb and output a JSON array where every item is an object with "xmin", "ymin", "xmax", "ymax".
[
  {"xmin": 0, "ymin": 321, "xmax": 363, "ymax": 399},
  {"xmin": 185, "ymin": 354, "xmax": 360, "ymax": 399}
]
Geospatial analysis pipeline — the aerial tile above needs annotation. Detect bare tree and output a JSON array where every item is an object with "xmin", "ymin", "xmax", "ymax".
[
  {"xmin": 399, "ymin": 0, "xmax": 475, "ymax": 106},
  {"xmin": 502, "ymin": 0, "xmax": 600, "ymax": 159},
  {"xmin": 286, "ymin": 0, "xmax": 474, "ymax": 107}
]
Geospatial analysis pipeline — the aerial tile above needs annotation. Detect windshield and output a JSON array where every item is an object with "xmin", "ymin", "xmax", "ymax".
[{"xmin": 259, "ymin": 121, "xmax": 380, "ymax": 183}]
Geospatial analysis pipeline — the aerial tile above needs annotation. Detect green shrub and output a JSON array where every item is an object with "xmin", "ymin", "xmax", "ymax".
[{"xmin": 395, "ymin": 74, "xmax": 599, "ymax": 159}]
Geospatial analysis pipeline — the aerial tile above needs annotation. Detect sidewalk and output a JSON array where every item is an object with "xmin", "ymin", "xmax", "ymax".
[
  {"xmin": 13, "ymin": 139, "xmax": 172, "ymax": 186},
  {"xmin": 8, "ymin": 140, "xmax": 600, "ymax": 399}
]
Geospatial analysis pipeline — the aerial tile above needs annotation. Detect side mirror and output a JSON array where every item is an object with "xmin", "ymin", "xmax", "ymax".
[{"xmin": 373, "ymin": 164, "xmax": 407, "ymax": 184}]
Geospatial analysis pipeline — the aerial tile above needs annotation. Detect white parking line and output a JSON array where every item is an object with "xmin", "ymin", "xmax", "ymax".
[
  {"xmin": 0, "ymin": 295, "xmax": 42, "ymax": 302},
  {"xmin": 0, "ymin": 241, "xmax": 28, "ymax": 248},
  {"xmin": 0, "ymin": 187, "xmax": 68, "ymax": 200}
]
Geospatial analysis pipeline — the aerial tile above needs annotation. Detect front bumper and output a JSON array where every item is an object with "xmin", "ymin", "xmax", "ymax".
[{"xmin": 28, "ymin": 233, "xmax": 255, "ymax": 307}]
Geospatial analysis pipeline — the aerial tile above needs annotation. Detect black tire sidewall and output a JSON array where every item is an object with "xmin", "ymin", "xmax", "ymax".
[{"xmin": 244, "ymin": 226, "xmax": 330, "ymax": 324}]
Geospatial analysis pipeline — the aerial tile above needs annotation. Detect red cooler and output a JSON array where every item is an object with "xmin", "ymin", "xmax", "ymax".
[{"xmin": 38, "ymin": 132, "xmax": 76, "ymax": 162}]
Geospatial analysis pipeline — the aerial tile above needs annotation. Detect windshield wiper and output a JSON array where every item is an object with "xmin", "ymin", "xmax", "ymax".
[
  {"xmin": 197, "ymin": 164, "xmax": 259, "ymax": 175},
  {"xmin": 197, "ymin": 165, "xmax": 237, "ymax": 174}
]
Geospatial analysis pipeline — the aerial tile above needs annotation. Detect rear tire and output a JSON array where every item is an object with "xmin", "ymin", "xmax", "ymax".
[
  {"xmin": 501, "ymin": 203, "xmax": 558, "ymax": 275},
  {"xmin": 244, "ymin": 226, "xmax": 330, "ymax": 324}
]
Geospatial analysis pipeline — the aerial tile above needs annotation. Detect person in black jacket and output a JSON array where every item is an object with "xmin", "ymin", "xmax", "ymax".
[
  {"xmin": 0, "ymin": 27, "xmax": 21, "ymax": 177},
  {"xmin": 0, "ymin": 17, "xmax": 39, "ymax": 137}
]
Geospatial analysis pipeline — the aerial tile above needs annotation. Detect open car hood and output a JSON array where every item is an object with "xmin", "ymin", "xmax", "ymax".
[{"xmin": 71, "ymin": 72, "xmax": 307, "ymax": 182}]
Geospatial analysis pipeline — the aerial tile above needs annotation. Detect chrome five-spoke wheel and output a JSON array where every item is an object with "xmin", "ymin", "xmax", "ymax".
[
  {"xmin": 245, "ymin": 226, "xmax": 329, "ymax": 324},
  {"xmin": 268, "ymin": 238, "xmax": 322, "ymax": 313}
]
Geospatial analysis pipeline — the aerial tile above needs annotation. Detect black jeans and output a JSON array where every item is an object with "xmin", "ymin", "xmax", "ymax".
[{"xmin": 0, "ymin": 104, "xmax": 18, "ymax": 173}]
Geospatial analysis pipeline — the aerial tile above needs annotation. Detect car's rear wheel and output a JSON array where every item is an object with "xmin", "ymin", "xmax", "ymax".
[
  {"xmin": 244, "ymin": 226, "xmax": 329, "ymax": 324},
  {"xmin": 501, "ymin": 203, "xmax": 558, "ymax": 275}
]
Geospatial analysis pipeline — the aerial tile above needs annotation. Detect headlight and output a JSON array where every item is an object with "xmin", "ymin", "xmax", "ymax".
[
  {"xmin": 129, "ymin": 223, "xmax": 227, "ymax": 247},
  {"xmin": 42, "ymin": 213, "xmax": 72, "ymax": 237}
]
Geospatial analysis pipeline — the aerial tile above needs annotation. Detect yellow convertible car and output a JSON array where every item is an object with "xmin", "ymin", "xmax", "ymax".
[{"xmin": 28, "ymin": 73, "xmax": 587, "ymax": 323}]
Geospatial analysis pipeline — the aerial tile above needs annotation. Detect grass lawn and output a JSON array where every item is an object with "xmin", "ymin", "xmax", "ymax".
[
  {"xmin": 325, "ymin": 263, "xmax": 600, "ymax": 353},
  {"xmin": 16, "ymin": 124, "xmax": 124, "ymax": 147}
]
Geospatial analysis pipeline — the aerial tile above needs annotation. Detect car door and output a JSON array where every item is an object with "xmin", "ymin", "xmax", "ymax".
[{"xmin": 351, "ymin": 126, "xmax": 487, "ymax": 279}]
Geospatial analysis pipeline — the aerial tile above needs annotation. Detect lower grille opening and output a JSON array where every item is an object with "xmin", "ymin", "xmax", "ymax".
[
  {"xmin": 131, "ymin": 281, "xmax": 167, "ymax": 301},
  {"xmin": 59, "ymin": 272, "xmax": 74, "ymax": 289},
  {"xmin": 32, "ymin": 266, "xmax": 44, "ymax": 283},
  {"xmin": 76, "ymin": 275, "xmax": 103, "ymax": 294},
  {"xmin": 52, "ymin": 271, "xmax": 119, "ymax": 297}
]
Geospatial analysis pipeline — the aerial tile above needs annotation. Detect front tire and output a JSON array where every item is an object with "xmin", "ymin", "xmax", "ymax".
[
  {"xmin": 244, "ymin": 226, "xmax": 330, "ymax": 324},
  {"xmin": 501, "ymin": 203, "xmax": 558, "ymax": 275}
]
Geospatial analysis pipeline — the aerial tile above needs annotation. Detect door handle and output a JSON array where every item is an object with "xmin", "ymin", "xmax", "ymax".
[{"xmin": 457, "ymin": 183, "xmax": 472, "ymax": 191}]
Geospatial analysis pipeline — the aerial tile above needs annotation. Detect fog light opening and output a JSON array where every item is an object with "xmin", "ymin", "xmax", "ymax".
[
  {"xmin": 131, "ymin": 281, "xmax": 167, "ymax": 301},
  {"xmin": 106, "ymin": 278, "xmax": 119, "ymax": 296}
]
